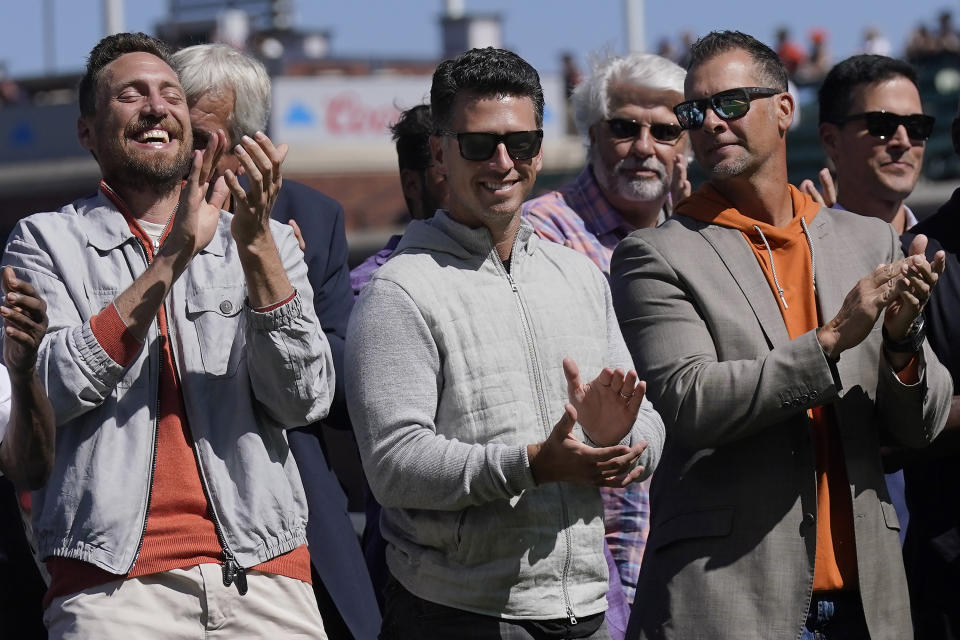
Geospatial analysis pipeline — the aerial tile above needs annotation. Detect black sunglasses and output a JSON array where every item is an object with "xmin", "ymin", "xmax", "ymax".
[
  {"xmin": 441, "ymin": 130, "xmax": 543, "ymax": 162},
  {"xmin": 835, "ymin": 111, "xmax": 935, "ymax": 142},
  {"xmin": 674, "ymin": 87, "xmax": 780, "ymax": 130},
  {"xmin": 605, "ymin": 118, "xmax": 684, "ymax": 143}
]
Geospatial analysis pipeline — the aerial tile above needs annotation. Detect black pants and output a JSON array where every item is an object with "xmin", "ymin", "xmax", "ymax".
[
  {"xmin": 380, "ymin": 577, "xmax": 609, "ymax": 640},
  {"xmin": 0, "ymin": 478, "xmax": 46, "ymax": 639}
]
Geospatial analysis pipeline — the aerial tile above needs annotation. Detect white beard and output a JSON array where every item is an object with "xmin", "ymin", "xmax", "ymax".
[{"xmin": 591, "ymin": 147, "xmax": 669, "ymax": 203}]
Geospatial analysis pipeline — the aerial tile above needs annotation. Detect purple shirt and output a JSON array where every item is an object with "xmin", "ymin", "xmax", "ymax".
[{"xmin": 350, "ymin": 234, "xmax": 402, "ymax": 299}]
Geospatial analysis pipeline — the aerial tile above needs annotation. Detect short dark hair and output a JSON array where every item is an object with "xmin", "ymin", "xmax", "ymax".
[
  {"xmin": 430, "ymin": 47, "xmax": 544, "ymax": 132},
  {"xmin": 687, "ymin": 30, "xmax": 788, "ymax": 93},
  {"xmin": 79, "ymin": 32, "xmax": 174, "ymax": 117},
  {"xmin": 390, "ymin": 104, "xmax": 434, "ymax": 171},
  {"xmin": 818, "ymin": 55, "xmax": 919, "ymax": 125}
]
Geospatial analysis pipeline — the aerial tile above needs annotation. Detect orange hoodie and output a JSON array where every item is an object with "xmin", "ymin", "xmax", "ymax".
[{"xmin": 676, "ymin": 184, "xmax": 857, "ymax": 592}]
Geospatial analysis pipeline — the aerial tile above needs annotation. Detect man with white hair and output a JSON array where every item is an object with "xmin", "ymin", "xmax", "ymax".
[
  {"xmin": 171, "ymin": 44, "xmax": 379, "ymax": 640},
  {"xmin": 522, "ymin": 52, "xmax": 689, "ymax": 605}
]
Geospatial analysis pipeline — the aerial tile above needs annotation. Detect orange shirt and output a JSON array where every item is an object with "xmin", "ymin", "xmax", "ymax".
[{"xmin": 678, "ymin": 185, "xmax": 857, "ymax": 591}]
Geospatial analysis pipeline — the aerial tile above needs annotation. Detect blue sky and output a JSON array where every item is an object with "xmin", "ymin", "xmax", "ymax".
[{"xmin": 0, "ymin": 0, "xmax": 955, "ymax": 78}]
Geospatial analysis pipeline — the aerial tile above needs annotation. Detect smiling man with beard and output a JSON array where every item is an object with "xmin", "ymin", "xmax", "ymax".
[
  {"xmin": 524, "ymin": 53, "xmax": 689, "ymax": 262},
  {"xmin": 1, "ymin": 32, "xmax": 334, "ymax": 638}
]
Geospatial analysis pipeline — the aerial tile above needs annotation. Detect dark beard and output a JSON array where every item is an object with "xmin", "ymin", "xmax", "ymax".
[
  {"xmin": 110, "ymin": 148, "xmax": 192, "ymax": 194},
  {"xmin": 101, "ymin": 116, "xmax": 192, "ymax": 193}
]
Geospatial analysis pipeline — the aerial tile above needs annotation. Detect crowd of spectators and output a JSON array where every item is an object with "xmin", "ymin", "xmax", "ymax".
[{"xmin": 0, "ymin": 16, "xmax": 958, "ymax": 640}]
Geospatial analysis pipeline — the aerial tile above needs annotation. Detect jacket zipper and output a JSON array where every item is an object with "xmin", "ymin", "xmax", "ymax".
[
  {"xmin": 127, "ymin": 230, "xmax": 246, "ymax": 595},
  {"xmin": 160, "ymin": 261, "xmax": 248, "ymax": 596},
  {"xmin": 126, "ymin": 238, "xmax": 161, "ymax": 573},
  {"xmin": 491, "ymin": 237, "xmax": 577, "ymax": 625}
]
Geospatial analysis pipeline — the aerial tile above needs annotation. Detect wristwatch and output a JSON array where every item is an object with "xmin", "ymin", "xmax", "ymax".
[{"xmin": 882, "ymin": 314, "xmax": 926, "ymax": 354}]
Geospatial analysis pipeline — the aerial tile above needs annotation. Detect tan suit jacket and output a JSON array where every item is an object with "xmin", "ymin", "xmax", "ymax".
[{"xmin": 611, "ymin": 207, "xmax": 951, "ymax": 640}]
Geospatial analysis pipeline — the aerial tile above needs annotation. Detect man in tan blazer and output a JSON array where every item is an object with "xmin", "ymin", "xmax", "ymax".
[{"xmin": 611, "ymin": 30, "xmax": 952, "ymax": 640}]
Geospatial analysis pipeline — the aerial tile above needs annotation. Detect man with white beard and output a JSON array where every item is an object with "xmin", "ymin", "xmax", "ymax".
[{"xmin": 522, "ymin": 52, "xmax": 688, "ymax": 615}]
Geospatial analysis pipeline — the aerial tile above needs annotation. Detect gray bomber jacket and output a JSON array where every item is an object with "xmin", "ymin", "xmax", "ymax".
[
  {"xmin": 1, "ymin": 188, "xmax": 334, "ymax": 573},
  {"xmin": 346, "ymin": 211, "xmax": 665, "ymax": 620}
]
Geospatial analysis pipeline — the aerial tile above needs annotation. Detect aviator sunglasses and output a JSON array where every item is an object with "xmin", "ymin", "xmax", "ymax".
[
  {"xmin": 834, "ymin": 111, "xmax": 935, "ymax": 142},
  {"xmin": 441, "ymin": 130, "xmax": 544, "ymax": 161},
  {"xmin": 605, "ymin": 118, "xmax": 684, "ymax": 143},
  {"xmin": 674, "ymin": 87, "xmax": 780, "ymax": 130}
]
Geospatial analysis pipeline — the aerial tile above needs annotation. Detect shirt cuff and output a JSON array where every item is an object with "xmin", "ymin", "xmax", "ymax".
[
  {"xmin": 253, "ymin": 289, "xmax": 297, "ymax": 313},
  {"xmin": 89, "ymin": 302, "xmax": 143, "ymax": 367},
  {"xmin": 895, "ymin": 355, "xmax": 920, "ymax": 385}
]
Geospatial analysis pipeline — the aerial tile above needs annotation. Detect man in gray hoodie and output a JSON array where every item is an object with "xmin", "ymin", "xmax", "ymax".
[{"xmin": 345, "ymin": 47, "xmax": 665, "ymax": 640}]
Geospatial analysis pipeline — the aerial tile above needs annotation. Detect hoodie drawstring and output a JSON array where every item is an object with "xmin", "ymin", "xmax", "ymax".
[
  {"xmin": 752, "ymin": 218, "xmax": 817, "ymax": 310},
  {"xmin": 799, "ymin": 216, "xmax": 816, "ymax": 292}
]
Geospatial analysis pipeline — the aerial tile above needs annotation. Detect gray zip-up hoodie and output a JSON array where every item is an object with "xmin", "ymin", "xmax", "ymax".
[{"xmin": 346, "ymin": 211, "xmax": 664, "ymax": 621}]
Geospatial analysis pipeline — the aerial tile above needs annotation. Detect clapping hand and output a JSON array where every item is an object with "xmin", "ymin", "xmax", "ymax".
[
  {"xmin": 169, "ymin": 128, "xmax": 229, "ymax": 257},
  {"xmin": 223, "ymin": 132, "xmax": 289, "ymax": 248},
  {"xmin": 0, "ymin": 267, "xmax": 48, "ymax": 376},
  {"xmin": 799, "ymin": 167, "xmax": 837, "ymax": 208},
  {"xmin": 526, "ymin": 358, "xmax": 649, "ymax": 488}
]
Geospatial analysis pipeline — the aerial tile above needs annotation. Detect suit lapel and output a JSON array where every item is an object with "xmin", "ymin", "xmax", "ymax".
[
  {"xmin": 698, "ymin": 225, "xmax": 791, "ymax": 347},
  {"xmin": 809, "ymin": 211, "xmax": 859, "ymax": 384},
  {"xmin": 809, "ymin": 211, "xmax": 846, "ymax": 325}
]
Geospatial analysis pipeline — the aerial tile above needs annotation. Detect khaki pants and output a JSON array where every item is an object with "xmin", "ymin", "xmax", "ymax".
[{"xmin": 45, "ymin": 564, "xmax": 327, "ymax": 639}]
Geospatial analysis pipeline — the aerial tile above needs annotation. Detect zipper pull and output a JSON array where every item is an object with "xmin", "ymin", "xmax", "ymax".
[
  {"xmin": 567, "ymin": 606, "xmax": 578, "ymax": 625},
  {"xmin": 234, "ymin": 565, "xmax": 248, "ymax": 596},
  {"xmin": 221, "ymin": 550, "xmax": 248, "ymax": 595},
  {"xmin": 152, "ymin": 239, "xmax": 160, "ymax": 251}
]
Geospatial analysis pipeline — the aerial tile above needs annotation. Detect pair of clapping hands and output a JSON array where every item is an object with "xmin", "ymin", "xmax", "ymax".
[
  {"xmin": 527, "ymin": 358, "xmax": 649, "ymax": 489},
  {"xmin": 168, "ymin": 129, "xmax": 289, "ymax": 258}
]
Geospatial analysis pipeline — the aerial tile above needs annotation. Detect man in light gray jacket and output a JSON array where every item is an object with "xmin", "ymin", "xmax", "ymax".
[
  {"xmin": 346, "ymin": 47, "xmax": 665, "ymax": 640},
  {"xmin": 1, "ymin": 33, "xmax": 333, "ymax": 638}
]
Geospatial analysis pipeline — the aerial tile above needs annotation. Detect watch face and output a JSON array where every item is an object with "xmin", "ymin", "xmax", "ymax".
[{"xmin": 908, "ymin": 313, "xmax": 924, "ymax": 337}]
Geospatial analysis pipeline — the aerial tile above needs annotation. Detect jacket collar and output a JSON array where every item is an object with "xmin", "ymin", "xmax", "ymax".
[
  {"xmin": 84, "ymin": 181, "xmax": 226, "ymax": 257},
  {"xmin": 697, "ymin": 222, "xmax": 791, "ymax": 348},
  {"xmin": 397, "ymin": 210, "xmax": 538, "ymax": 263}
]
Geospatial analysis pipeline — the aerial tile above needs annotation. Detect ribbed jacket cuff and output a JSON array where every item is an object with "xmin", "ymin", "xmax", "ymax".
[
  {"xmin": 508, "ymin": 444, "xmax": 537, "ymax": 493},
  {"xmin": 88, "ymin": 303, "xmax": 143, "ymax": 367},
  {"xmin": 247, "ymin": 291, "xmax": 303, "ymax": 330}
]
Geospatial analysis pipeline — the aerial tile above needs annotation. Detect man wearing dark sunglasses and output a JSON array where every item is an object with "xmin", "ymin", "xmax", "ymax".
[
  {"xmin": 611, "ymin": 31, "xmax": 951, "ymax": 640},
  {"xmin": 524, "ymin": 53, "xmax": 689, "ymax": 255},
  {"xmin": 816, "ymin": 59, "xmax": 960, "ymax": 640},
  {"xmin": 809, "ymin": 54, "xmax": 933, "ymax": 235},
  {"xmin": 346, "ymin": 47, "xmax": 665, "ymax": 640}
]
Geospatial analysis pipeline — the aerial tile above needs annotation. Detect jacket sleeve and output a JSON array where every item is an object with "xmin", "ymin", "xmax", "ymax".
[
  {"xmin": 244, "ymin": 221, "xmax": 335, "ymax": 427},
  {"xmin": 873, "ymin": 225, "xmax": 951, "ymax": 448},
  {"xmin": 601, "ymin": 273, "xmax": 665, "ymax": 479},
  {"xmin": 293, "ymin": 193, "xmax": 354, "ymax": 430},
  {"xmin": 346, "ymin": 277, "xmax": 536, "ymax": 511},
  {"xmin": 610, "ymin": 233, "xmax": 840, "ymax": 450},
  {"xmin": 2, "ymin": 221, "xmax": 133, "ymax": 425}
]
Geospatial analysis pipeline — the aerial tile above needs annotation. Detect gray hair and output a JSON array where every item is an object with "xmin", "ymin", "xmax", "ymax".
[
  {"xmin": 171, "ymin": 44, "xmax": 271, "ymax": 145},
  {"xmin": 571, "ymin": 53, "xmax": 686, "ymax": 141}
]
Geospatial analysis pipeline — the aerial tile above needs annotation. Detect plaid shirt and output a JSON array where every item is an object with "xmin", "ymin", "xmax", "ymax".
[
  {"xmin": 523, "ymin": 165, "xmax": 666, "ymax": 274},
  {"xmin": 523, "ymin": 165, "xmax": 659, "ymax": 602}
]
